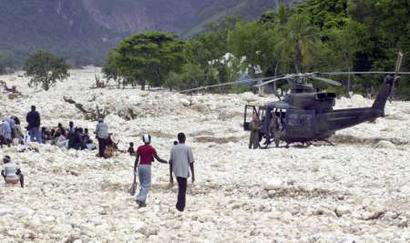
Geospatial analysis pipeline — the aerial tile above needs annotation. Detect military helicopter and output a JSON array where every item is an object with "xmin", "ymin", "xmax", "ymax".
[{"xmin": 181, "ymin": 52, "xmax": 407, "ymax": 148}]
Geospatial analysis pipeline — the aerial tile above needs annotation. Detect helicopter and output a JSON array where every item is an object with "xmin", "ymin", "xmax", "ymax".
[{"xmin": 181, "ymin": 52, "xmax": 408, "ymax": 148}]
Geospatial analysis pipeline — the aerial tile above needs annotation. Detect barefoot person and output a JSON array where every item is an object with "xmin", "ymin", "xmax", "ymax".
[
  {"xmin": 1, "ymin": 155, "xmax": 24, "ymax": 188},
  {"xmin": 169, "ymin": 132, "xmax": 195, "ymax": 212},
  {"xmin": 134, "ymin": 134, "xmax": 167, "ymax": 207}
]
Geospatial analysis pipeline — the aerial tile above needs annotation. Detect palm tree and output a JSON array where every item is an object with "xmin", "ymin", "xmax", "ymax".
[{"xmin": 276, "ymin": 14, "xmax": 319, "ymax": 73}]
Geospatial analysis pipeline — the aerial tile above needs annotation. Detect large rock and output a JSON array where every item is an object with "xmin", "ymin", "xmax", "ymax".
[{"xmin": 373, "ymin": 140, "xmax": 396, "ymax": 149}]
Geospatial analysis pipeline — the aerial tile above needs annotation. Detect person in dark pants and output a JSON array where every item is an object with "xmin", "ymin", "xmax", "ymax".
[
  {"xmin": 95, "ymin": 118, "xmax": 108, "ymax": 158},
  {"xmin": 169, "ymin": 133, "xmax": 195, "ymax": 212},
  {"xmin": 26, "ymin": 105, "xmax": 42, "ymax": 143}
]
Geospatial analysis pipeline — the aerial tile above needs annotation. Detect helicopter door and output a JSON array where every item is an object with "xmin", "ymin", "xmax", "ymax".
[
  {"xmin": 284, "ymin": 109, "xmax": 315, "ymax": 139},
  {"xmin": 243, "ymin": 105, "xmax": 259, "ymax": 131}
]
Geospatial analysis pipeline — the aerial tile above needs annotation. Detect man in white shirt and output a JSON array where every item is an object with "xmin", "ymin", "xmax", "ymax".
[
  {"xmin": 95, "ymin": 118, "xmax": 109, "ymax": 158},
  {"xmin": 169, "ymin": 133, "xmax": 195, "ymax": 212}
]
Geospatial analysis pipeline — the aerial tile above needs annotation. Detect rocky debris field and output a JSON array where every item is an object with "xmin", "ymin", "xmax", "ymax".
[{"xmin": 0, "ymin": 68, "xmax": 409, "ymax": 242}]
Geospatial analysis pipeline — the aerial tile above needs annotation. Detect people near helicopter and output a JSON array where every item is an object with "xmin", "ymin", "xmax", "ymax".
[
  {"xmin": 271, "ymin": 111, "xmax": 281, "ymax": 147},
  {"xmin": 249, "ymin": 113, "xmax": 261, "ymax": 149},
  {"xmin": 1, "ymin": 155, "xmax": 24, "ymax": 188}
]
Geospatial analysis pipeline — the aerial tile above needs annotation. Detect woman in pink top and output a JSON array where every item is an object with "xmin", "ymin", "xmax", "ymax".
[{"xmin": 134, "ymin": 134, "xmax": 167, "ymax": 207}]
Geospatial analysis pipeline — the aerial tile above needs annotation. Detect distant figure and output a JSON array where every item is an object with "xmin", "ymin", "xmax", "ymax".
[
  {"xmin": 96, "ymin": 118, "xmax": 109, "ymax": 158},
  {"xmin": 0, "ymin": 119, "xmax": 12, "ymax": 146},
  {"xmin": 249, "ymin": 114, "xmax": 261, "ymax": 149},
  {"xmin": 57, "ymin": 123, "xmax": 65, "ymax": 135},
  {"xmin": 169, "ymin": 132, "xmax": 195, "ymax": 212},
  {"xmin": 26, "ymin": 105, "xmax": 42, "ymax": 143},
  {"xmin": 1, "ymin": 155, "xmax": 24, "ymax": 188},
  {"xmin": 5, "ymin": 117, "xmax": 16, "ymax": 139},
  {"xmin": 271, "ymin": 111, "xmax": 280, "ymax": 147},
  {"xmin": 134, "ymin": 134, "xmax": 167, "ymax": 207},
  {"xmin": 69, "ymin": 128, "xmax": 83, "ymax": 150},
  {"xmin": 41, "ymin": 127, "xmax": 51, "ymax": 143},
  {"xmin": 68, "ymin": 121, "xmax": 75, "ymax": 135},
  {"xmin": 55, "ymin": 131, "xmax": 69, "ymax": 149},
  {"xmin": 128, "ymin": 142, "xmax": 135, "ymax": 156}
]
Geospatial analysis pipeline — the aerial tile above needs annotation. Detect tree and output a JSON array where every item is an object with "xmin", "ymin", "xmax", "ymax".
[
  {"xmin": 276, "ymin": 14, "xmax": 320, "ymax": 73},
  {"xmin": 23, "ymin": 50, "xmax": 70, "ymax": 91},
  {"xmin": 103, "ymin": 49, "xmax": 122, "ymax": 88},
  {"xmin": 165, "ymin": 63, "xmax": 206, "ymax": 90},
  {"xmin": 115, "ymin": 32, "xmax": 186, "ymax": 90},
  {"xmin": 228, "ymin": 21, "xmax": 278, "ymax": 76}
]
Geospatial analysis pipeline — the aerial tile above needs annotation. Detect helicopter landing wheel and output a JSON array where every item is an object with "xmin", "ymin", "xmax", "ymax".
[
  {"xmin": 260, "ymin": 137, "xmax": 271, "ymax": 149},
  {"xmin": 274, "ymin": 137, "xmax": 280, "ymax": 148}
]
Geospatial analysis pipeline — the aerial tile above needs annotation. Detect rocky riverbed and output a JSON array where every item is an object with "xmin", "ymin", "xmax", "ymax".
[{"xmin": 1, "ymin": 68, "xmax": 409, "ymax": 242}]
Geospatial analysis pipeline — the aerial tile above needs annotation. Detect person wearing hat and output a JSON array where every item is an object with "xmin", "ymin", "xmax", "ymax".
[
  {"xmin": 134, "ymin": 134, "xmax": 167, "ymax": 207},
  {"xmin": 95, "ymin": 118, "xmax": 109, "ymax": 158},
  {"xmin": 1, "ymin": 155, "xmax": 24, "ymax": 188}
]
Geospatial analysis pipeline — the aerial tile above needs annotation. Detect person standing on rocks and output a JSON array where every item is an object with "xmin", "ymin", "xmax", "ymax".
[
  {"xmin": 249, "ymin": 113, "xmax": 261, "ymax": 149},
  {"xmin": 169, "ymin": 132, "xmax": 195, "ymax": 212},
  {"xmin": 134, "ymin": 134, "xmax": 167, "ymax": 207},
  {"xmin": 95, "ymin": 118, "xmax": 109, "ymax": 158},
  {"xmin": 26, "ymin": 105, "xmax": 42, "ymax": 143}
]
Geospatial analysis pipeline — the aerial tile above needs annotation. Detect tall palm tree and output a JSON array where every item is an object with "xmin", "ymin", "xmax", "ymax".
[{"xmin": 276, "ymin": 14, "xmax": 319, "ymax": 73}]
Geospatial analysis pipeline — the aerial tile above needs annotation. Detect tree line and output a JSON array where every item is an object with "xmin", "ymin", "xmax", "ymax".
[{"xmin": 16, "ymin": 0, "xmax": 410, "ymax": 99}]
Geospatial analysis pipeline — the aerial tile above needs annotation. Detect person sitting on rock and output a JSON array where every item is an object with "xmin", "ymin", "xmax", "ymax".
[
  {"xmin": 55, "ymin": 131, "xmax": 69, "ymax": 149},
  {"xmin": 1, "ymin": 155, "xmax": 24, "ymax": 188},
  {"xmin": 41, "ymin": 127, "xmax": 52, "ymax": 143},
  {"xmin": 104, "ymin": 134, "xmax": 118, "ymax": 158},
  {"xmin": 128, "ymin": 142, "xmax": 135, "ymax": 156},
  {"xmin": 69, "ymin": 128, "xmax": 83, "ymax": 150},
  {"xmin": 57, "ymin": 123, "xmax": 66, "ymax": 136}
]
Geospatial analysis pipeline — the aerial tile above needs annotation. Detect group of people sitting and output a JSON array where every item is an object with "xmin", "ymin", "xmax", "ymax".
[
  {"xmin": 41, "ymin": 121, "xmax": 97, "ymax": 150},
  {"xmin": 0, "ymin": 116, "xmax": 97, "ymax": 151}
]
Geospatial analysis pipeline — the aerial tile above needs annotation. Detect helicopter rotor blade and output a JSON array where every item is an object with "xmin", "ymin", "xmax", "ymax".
[
  {"xmin": 311, "ymin": 76, "xmax": 342, "ymax": 86},
  {"xmin": 321, "ymin": 71, "xmax": 410, "ymax": 75},
  {"xmin": 253, "ymin": 75, "xmax": 293, "ymax": 87},
  {"xmin": 179, "ymin": 76, "xmax": 277, "ymax": 93}
]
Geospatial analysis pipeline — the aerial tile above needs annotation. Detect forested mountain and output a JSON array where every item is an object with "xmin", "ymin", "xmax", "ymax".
[{"xmin": 0, "ymin": 0, "xmax": 297, "ymax": 68}]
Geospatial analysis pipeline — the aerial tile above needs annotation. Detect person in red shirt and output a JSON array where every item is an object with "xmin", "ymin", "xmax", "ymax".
[{"xmin": 134, "ymin": 134, "xmax": 167, "ymax": 207}]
